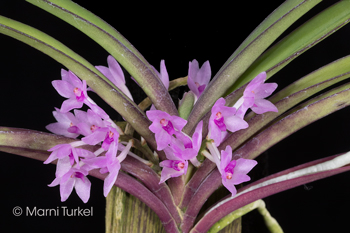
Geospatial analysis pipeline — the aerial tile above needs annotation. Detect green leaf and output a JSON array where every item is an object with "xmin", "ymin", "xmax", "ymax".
[
  {"xmin": 26, "ymin": 0, "xmax": 178, "ymax": 116},
  {"xmin": 227, "ymin": 0, "xmax": 350, "ymax": 94},
  {"xmin": 179, "ymin": 92, "xmax": 195, "ymax": 120},
  {"xmin": 0, "ymin": 127, "xmax": 74, "ymax": 162},
  {"xmin": 217, "ymin": 0, "xmax": 309, "ymax": 76},
  {"xmin": 0, "ymin": 15, "xmax": 158, "ymax": 149},
  {"xmin": 183, "ymin": 0, "xmax": 321, "ymax": 135}
]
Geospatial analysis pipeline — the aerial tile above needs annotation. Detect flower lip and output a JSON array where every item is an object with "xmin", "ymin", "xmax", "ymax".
[
  {"xmin": 161, "ymin": 160, "xmax": 186, "ymax": 171},
  {"xmin": 214, "ymin": 112, "xmax": 226, "ymax": 131},
  {"xmin": 73, "ymin": 87, "xmax": 85, "ymax": 101},
  {"xmin": 160, "ymin": 118, "xmax": 168, "ymax": 126},
  {"xmin": 224, "ymin": 160, "xmax": 236, "ymax": 180},
  {"xmin": 160, "ymin": 119, "xmax": 175, "ymax": 135},
  {"xmin": 90, "ymin": 125, "xmax": 99, "ymax": 132}
]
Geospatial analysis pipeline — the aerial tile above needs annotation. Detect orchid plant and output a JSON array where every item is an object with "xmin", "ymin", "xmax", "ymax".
[{"xmin": 2, "ymin": 1, "xmax": 350, "ymax": 232}]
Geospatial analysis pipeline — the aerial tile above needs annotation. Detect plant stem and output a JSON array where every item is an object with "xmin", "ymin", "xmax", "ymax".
[
  {"xmin": 90, "ymin": 170, "xmax": 180, "ymax": 233},
  {"xmin": 181, "ymin": 169, "xmax": 222, "ymax": 232},
  {"xmin": 207, "ymin": 199, "xmax": 282, "ymax": 233},
  {"xmin": 121, "ymin": 156, "xmax": 182, "ymax": 225}
]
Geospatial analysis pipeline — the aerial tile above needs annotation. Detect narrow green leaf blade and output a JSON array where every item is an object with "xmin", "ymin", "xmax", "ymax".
[
  {"xmin": 26, "ymin": 0, "xmax": 178, "ymax": 116},
  {"xmin": 218, "ymin": 0, "xmax": 309, "ymax": 75},
  {"xmin": 184, "ymin": 0, "xmax": 321, "ymax": 134},
  {"xmin": 228, "ymin": 0, "xmax": 350, "ymax": 93}
]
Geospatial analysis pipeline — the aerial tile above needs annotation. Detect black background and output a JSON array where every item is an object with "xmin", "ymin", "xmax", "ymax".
[{"xmin": 1, "ymin": 1, "xmax": 350, "ymax": 232}]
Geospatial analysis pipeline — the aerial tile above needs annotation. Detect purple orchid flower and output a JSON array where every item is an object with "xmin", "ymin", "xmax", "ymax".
[
  {"xmin": 146, "ymin": 110, "xmax": 187, "ymax": 150},
  {"xmin": 45, "ymin": 143, "xmax": 95, "ymax": 171},
  {"xmin": 52, "ymin": 69, "xmax": 109, "ymax": 119},
  {"xmin": 82, "ymin": 126, "xmax": 120, "ymax": 156},
  {"xmin": 74, "ymin": 109, "xmax": 107, "ymax": 136},
  {"xmin": 158, "ymin": 122, "xmax": 204, "ymax": 182},
  {"xmin": 52, "ymin": 70, "xmax": 90, "ymax": 112},
  {"xmin": 159, "ymin": 145, "xmax": 189, "ymax": 184},
  {"xmin": 48, "ymin": 164, "xmax": 92, "ymax": 203},
  {"xmin": 83, "ymin": 140, "xmax": 132, "ymax": 196},
  {"xmin": 172, "ymin": 120, "xmax": 203, "ymax": 166},
  {"xmin": 95, "ymin": 55, "xmax": 133, "ymax": 101},
  {"xmin": 209, "ymin": 98, "xmax": 249, "ymax": 146},
  {"xmin": 187, "ymin": 59, "xmax": 211, "ymax": 100},
  {"xmin": 46, "ymin": 107, "xmax": 80, "ymax": 138},
  {"xmin": 219, "ymin": 145, "xmax": 257, "ymax": 196},
  {"xmin": 236, "ymin": 72, "xmax": 278, "ymax": 118}
]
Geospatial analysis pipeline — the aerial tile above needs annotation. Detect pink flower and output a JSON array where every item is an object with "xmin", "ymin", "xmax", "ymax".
[
  {"xmin": 83, "ymin": 140, "xmax": 132, "ymax": 196},
  {"xmin": 95, "ymin": 55, "xmax": 133, "ymax": 100},
  {"xmin": 48, "ymin": 165, "xmax": 92, "ymax": 203},
  {"xmin": 82, "ymin": 126, "xmax": 120, "ymax": 152},
  {"xmin": 52, "ymin": 70, "xmax": 89, "ymax": 112},
  {"xmin": 74, "ymin": 109, "xmax": 107, "ymax": 136},
  {"xmin": 159, "ymin": 146, "xmax": 189, "ymax": 183},
  {"xmin": 209, "ymin": 98, "xmax": 248, "ymax": 146},
  {"xmin": 52, "ymin": 69, "xmax": 109, "ymax": 119},
  {"xmin": 172, "ymin": 120, "xmax": 203, "ymax": 166},
  {"xmin": 187, "ymin": 59, "xmax": 211, "ymax": 100},
  {"xmin": 46, "ymin": 108, "xmax": 80, "ymax": 138},
  {"xmin": 147, "ymin": 110, "xmax": 187, "ymax": 150},
  {"xmin": 236, "ymin": 72, "xmax": 278, "ymax": 118},
  {"xmin": 45, "ymin": 143, "xmax": 94, "ymax": 172},
  {"xmin": 219, "ymin": 146, "xmax": 257, "ymax": 196}
]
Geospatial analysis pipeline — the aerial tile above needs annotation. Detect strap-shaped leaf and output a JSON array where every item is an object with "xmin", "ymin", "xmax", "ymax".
[
  {"xmin": 26, "ymin": 0, "xmax": 178, "ymax": 116},
  {"xmin": 218, "ymin": 0, "xmax": 311, "ymax": 76},
  {"xmin": 0, "ymin": 15, "xmax": 159, "ymax": 150},
  {"xmin": 228, "ymin": 0, "xmax": 350, "ymax": 93},
  {"xmin": 192, "ymin": 152, "xmax": 350, "ymax": 233},
  {"xmin": 183, "ymin": 0, "xmax": 320, "ymax": 135}
]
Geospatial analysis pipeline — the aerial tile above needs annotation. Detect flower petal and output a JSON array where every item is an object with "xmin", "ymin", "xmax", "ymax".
[
  {"xmin": 103, "ymin": 162, "xmax": 120, "ymax": 197},
  {"xmin": 251, "ymin": 98, "xmax": 278, "ymax": 114},
  {"xmin": 60, "ymin": 177, "xmax": 75, "ymax": 202},
  {"xmin": 75, "ymin": 176, "xmax": 91, "ymax": 203},
  {"xmin": 222, "ymin": 178, "xmax": 238, "ymax": 196},
  {"xmin": 52, "ymin": 80, "xmax": 75, "ymax": 98}
]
